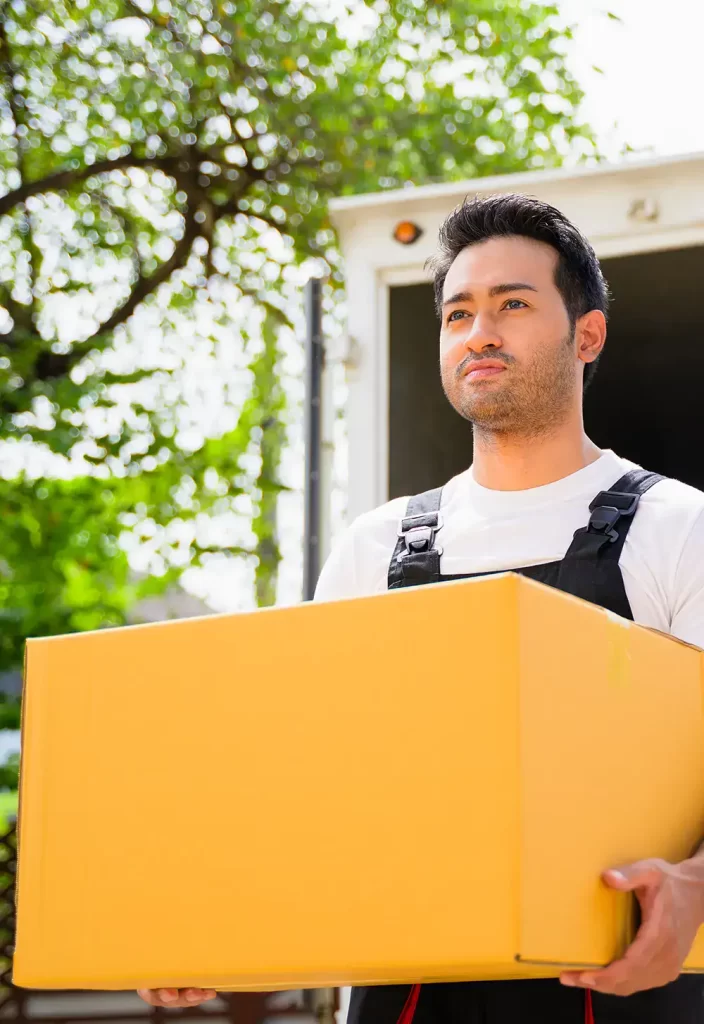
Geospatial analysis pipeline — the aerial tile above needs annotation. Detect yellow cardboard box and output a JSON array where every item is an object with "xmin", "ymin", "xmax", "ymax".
[{"xmin": 13, "ymin": 573, "xmax": 704, "ymax": 990}]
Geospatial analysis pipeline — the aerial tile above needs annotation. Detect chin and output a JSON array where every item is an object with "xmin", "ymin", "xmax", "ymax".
[{"xmin": 463, "ymin": 400, "xmax": 508, "ymax": 424}]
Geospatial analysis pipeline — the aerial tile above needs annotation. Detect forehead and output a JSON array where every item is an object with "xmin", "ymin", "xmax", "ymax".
[{"xmin": 442, "ymin": 235, "xmax": 559, "ymax": 296}]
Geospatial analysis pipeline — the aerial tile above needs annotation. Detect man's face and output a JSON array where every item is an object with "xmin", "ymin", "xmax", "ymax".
[{"xmin": 439, "ymin": 235, "xmax": 580, "ymax": 438}]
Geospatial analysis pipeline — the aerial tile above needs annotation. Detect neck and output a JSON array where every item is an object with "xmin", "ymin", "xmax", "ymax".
[{"xmin": 471, "ymin": 412, "xmax": 602, "ymax": 491}]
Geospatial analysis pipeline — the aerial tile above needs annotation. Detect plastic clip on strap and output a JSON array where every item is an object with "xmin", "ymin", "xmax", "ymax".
[
  {"xmin": 397, "ymin": 513, "xmax": 444, "ymax": 561},
  {"xmin": 395, "ymin": 985, "xmax": 595, "ymax": 1024},
  {"xmin": 587, "ymin": 491, "xmax": 639, "ymax": 544}
]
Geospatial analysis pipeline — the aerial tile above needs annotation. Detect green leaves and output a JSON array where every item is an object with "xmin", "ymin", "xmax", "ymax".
[
  {"xmin": 0, "ymin": 696, "xmax": 20, "ymax": 733},
  {"xmin": 0, "ymin": 475, "xmax": 140, "ymax": 670},
  {"xmin": 0, "ymin": 0, "xmax": 596, "ymax": 670},
  {"xmin": 0, "ymin": 753, "xmax": 18, "ymax": 792}
]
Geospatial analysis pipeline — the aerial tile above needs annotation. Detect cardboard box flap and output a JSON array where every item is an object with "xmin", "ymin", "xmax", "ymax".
[{"xmin": 515, "ymin": 576, "xmax": 704, "ymax": 969}]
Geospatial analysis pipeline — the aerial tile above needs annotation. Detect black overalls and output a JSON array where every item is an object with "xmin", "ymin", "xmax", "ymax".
[{"xmin": 348, "ymin": 468, "xmax": 704, "ymax": 1024}]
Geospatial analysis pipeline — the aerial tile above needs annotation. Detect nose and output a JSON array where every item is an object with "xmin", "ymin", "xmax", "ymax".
[{"xmin": 463, "ymin": 316, "xmax": 502, "ymax": 354}]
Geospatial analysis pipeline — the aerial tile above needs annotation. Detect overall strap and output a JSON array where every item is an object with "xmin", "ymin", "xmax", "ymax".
[
  {"xmin": 556, "ymin": 467, "xmax": 664, "ymax": 619},
  {"xmin": 387, "ymin": 487, "xmax": 444, "ymax": 589},
  {"xmin": 566, "ymin": 468, "xmax": 664, "ymax": 564}
]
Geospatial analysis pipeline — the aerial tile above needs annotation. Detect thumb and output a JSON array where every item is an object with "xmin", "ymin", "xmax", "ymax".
[{"xmin": 602, "ymin": 861, "xmax": 664, "ymax": 892}]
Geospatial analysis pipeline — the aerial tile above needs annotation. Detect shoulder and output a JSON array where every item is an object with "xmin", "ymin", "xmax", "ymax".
[
  {"xmin": 625, "ymin": 467, "xmax": 704, "ymax": 570},
  {"xmin": 622, "ymin": 468, "xmax": 704, "ymax": 643},
  {"xmin": 313, "ymin": 495, "xmax": 410, "ymax": 602},
  {"xmin": 313, "ymin": 476, "xmax": 464, "ymax": 603},
  {"xmin": 349, "ymin": 494, "xmax": 411, "ymax": 536},
  {"xmin": 638, "ymin": 472, "xmax": 704, "ymax": 527},
  {"xmin": 640, "ymin": 474, "xmax": 704, "ymax": 585},
  {"xmin": 345, "ymin": 471, "xmax": 465, "ymax": 545},
  {"xmin": 647, "ymin": 476, "xmax": 704, "ymax": 647}
]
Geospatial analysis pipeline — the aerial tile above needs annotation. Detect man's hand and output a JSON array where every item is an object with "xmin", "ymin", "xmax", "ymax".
[
  {"xmin": 137, "ymin": 989, "xmax": 217, "ymax": 1008},
  {"xmin": 560, "ymin": 856, "xmax": 704, "ymax": 996}
]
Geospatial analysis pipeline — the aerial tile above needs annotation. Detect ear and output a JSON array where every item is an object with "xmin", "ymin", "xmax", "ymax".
[{"xmin": 576, "ymin": 310, "xmax": 607, "ymax": 366}]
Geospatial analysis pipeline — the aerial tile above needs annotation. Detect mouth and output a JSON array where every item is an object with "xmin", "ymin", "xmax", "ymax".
[{"xmin": 462, "ymin": 361, "xmax": 507, "ymax": 382}]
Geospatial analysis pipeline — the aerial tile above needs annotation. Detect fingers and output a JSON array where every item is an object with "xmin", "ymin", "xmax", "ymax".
[
  {"xmin": 603, "ymin": 860, "xmax": 667, "ymax": 892},
  {"xmin": 560, "ymin": 859, "xmax": 685, "ymax": 997},
  {"xmin": 560, "ymin": 899, "xmax": 672, "ymax": 996},
  {"xmin": 137, "ymin": 989, "xmax": 218, "ymax": 1007},
  {"xmin": 137, "ymin": 989, "xmax": 174, "ymax": 1006}
]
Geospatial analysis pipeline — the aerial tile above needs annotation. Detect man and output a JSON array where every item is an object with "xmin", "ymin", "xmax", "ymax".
[{"xmin": 140, "ymin": 194, "xmax": 704, "ymax": 1021}]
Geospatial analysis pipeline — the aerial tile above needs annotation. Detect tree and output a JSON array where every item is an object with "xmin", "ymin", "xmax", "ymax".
[{"xmin": 0, "ymin": 0, "xmax": 596, "ymax": 672}]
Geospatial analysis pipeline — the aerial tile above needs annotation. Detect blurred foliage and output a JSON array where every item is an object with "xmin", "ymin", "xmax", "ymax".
[
  {"xmin": 0, "ymin": 696, "xmax": 19, "ymax": 732},
  {"xmin": 0, "ymin": 818, "xmax": 15, "ymax": 1001},
  {"xmin": 0, "ymin": 475, "xmax": 184, "ymax": 668},
  {"xmin": 0, "ymin": 0, "xmax": 596, "ymax": 672},
  {"xmin": 0, "ymin": 693, "xmax": 18, "ymax": 803},
  {"xmin": 0, "ymin": 790, "xmax": 16, "ymax": 820},
  {"xmin": 0, "ymin": 753, "xmax": 17, "ymax": 791}
]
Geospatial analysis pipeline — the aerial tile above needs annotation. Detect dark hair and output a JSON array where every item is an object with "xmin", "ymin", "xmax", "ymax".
[{"xmin": 427, "ymin": 193, "xmax": 610, "ymax": 392}]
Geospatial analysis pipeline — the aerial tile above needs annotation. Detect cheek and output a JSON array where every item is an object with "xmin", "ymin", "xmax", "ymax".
[
  {"xmin": 440, "ymin": 351, "xmax": 463, "ymax": 398},
  {"xmin": 440, "ymin": 334, "xmax": 467, "ymax": 369}
]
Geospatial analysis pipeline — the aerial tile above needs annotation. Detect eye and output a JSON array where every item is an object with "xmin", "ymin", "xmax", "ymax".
[
  {"xmin": 447, "ymin": 309, "xmax": 471, "ymax": 324},
  {"xmin": 503, "ymin": 298, "xmax": 528, "ymax": 310}
]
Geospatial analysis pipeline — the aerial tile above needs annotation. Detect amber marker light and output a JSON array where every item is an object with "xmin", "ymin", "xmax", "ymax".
[{"xmin": 392, "ymin": 220, "xmax": 423, "ymax": 245}]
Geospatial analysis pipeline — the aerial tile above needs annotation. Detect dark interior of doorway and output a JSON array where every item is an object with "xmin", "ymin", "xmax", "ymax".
[{"xmin": 388, "ymin": 244, "xmax": 704, "ymax": 498}]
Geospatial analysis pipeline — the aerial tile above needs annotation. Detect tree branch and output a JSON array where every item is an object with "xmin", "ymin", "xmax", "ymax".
[
  {"xmin": 235, "ymin": 286, "xmax": 293, "ymax": 330},
  {"xmin": 0, "ymin": 283, "xmax": 33, "ymax": 337},
  {"xmin": 193, "ymin": 543, "xmax": 255, "ymax": 559},
  {"xmin": 0, "ymin": 152, "xmax": 184, "ymax": 218},
  {"xmin": 0, "ymin": 13, "xmax": 40, "ymax": 326},
  {"xmin": 88, "ymin": 189, "xmax": 143, "ymax": 281},
  {"xmin": 34, "ymin": 207, "xmax": 202, "ymax": 381}
]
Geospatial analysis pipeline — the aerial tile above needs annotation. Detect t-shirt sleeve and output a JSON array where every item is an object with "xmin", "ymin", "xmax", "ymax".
[
  {"xmin": 313, "ymin": 503, "xmax": 403, "ymax": 603},
  {"xmin": 669, "ymin": 506, "xmax": 704, "ymax": 648},
  {"xmin": 313, "ymin": 523, "xmax": 363, "ymax": 603}
]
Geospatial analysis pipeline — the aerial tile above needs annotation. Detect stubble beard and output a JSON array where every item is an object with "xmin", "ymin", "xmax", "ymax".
[{"xmin": 441, "ymin": 328, "xmax": 578, "ymax": 443}]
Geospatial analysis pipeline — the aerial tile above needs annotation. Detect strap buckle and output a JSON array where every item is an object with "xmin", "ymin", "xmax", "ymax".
[
  {"xmin": 587, "ymin": 493, "xmax": 638, "ymax": 544},
  {"xmin": 397, "ymin": 513, "xmax": 444, "ymax": 559}
]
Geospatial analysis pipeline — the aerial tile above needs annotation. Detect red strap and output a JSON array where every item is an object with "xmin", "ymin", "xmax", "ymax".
[
  {"xmin": 585, "ymin": 988, "xmax": 594, "ymax": 1024},
  {"xmin": 395, "ymin": 980, "xmax": 593, "ymax": 1022},
  {"xmin": 396, "ymin": 984, "xmax": 421, "ymax": 1024}
]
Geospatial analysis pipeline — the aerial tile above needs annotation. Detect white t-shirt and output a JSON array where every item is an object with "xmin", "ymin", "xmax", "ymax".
[{"xmin": 314, "ymin": 449, "xmax": 704, "ymax": 648}]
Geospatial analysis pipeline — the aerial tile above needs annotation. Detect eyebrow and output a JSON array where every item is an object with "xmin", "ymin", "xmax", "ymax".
[{"xmin": 442, "ymin": 283, "xmax": 539, "ymax": 307}]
